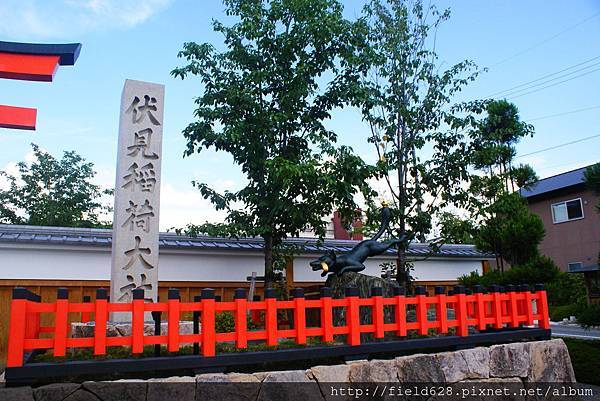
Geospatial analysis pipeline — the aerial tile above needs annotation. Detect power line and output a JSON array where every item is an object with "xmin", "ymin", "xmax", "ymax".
[
  {"xmin": 486, "ymin": 55, "xmax": 600, "ymax": 98},
  {"xmin": 526, "ymin": 105, "xmax": 600, "ymax": 122},
  {"xmin": 507, "ymin": 66, "xmax": 600, "ymax": 99},
  {"xmin": 515, "ymin": 133, "xmax": 600, "ymax": 159},
  {"xmin": 489, "ymin": 10, "xmax": 600, "ymax": 68}
]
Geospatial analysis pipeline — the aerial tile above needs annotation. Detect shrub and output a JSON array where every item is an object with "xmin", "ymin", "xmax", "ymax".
[
  {"xmin": 215, "ymin": 311, "xmax": 259, "ymax": 333},
  {"xmin": 458, "ymin": 255, "xmax": 561, "ymax": 288},
  {"xmin": 576, "ymin": 304, "xmax": 600, "ymax": 329},
  {"xmin": 549, "ymin": 304, "xmax": 580, "ymax": 322},
  {"xmin": 546, "ymin": 272, "xmax": 587, "ymax": 306}
]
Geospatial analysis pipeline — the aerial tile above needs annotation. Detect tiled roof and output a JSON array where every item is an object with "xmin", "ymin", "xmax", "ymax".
[
  {"xmin": 0, "ymin": 224, "xmax": 493, "ymax": 259},
  {"xmin": 519, "ymin": 166, "xmax": 589, "ymax": 199}
]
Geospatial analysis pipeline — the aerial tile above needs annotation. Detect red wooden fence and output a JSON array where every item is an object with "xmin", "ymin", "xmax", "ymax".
[{"xmin": 6, "ymin": 284, "xmax": 550, "ymax": 368}]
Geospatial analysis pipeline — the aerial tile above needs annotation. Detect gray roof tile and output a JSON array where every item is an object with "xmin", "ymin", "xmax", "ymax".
[{"xmin": 0, "ymin": 224, "xmax": 493, "ymax": 259}]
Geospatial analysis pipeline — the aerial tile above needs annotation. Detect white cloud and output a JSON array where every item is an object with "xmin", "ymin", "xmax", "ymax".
[
  {"xmin": 0, "ymin": 0, "xmax": 173, "ymax": 40},
  {"xmin": 159, "ymin": 183, "xmax": 226, "ymax": 231}
]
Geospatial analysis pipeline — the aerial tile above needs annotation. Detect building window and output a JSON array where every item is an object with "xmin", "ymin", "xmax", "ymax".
[
  {"xmin": 567, "ymin": 262, "xmax": 583, "ymax": 272},
  {"xmin": 551, "ymin": 198, "xmax": 584, "ymax": 223}
]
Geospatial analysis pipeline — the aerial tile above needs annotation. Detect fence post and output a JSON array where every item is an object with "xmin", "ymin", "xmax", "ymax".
[
  {"xmin": 320, "ymin": 287, "xmax": 333, "ymax": 343},
  {"xmin": 193, "ymin": 295, "xmax": 201, "ymax": 355},
  {"xmin": 435, "ymin": 286, "xmax": 448, "ymax": 334},
  {"xmin": 291, "ymin": 288, "xmax": 306, "ymax": 345},
  {"xmin": 251, "ymin": 295, "xmax": 262, "ymax": 327},
  {"xmin": 535, "ymin": 284, "xmax": 550, "ymax": 329},
  {"xmin": 345, "ymin": 287, "xmax": 360, "ymax": 346},
  {"xmin": 394, "ymin": 287, "xmax": 406, "ymax": 337},
  {"xmin": 167, "ymin": 288, "xmax": 180, "ymax": 353},
  {"xmin": 54, "ymin": 288, "xmax": 69, "ymax": 357},
  {"xmin": 24, "ymin": 291, "xmax": 40, "ymax": 345},
  {"xmin": 94, "ymin": 288, "xmax": 108, "ymax": 356},
  {"xmin": 234, "ymin": 288, "xmax": 248, "ymax": 349},
  {"xmin": 7, "ymin": 287, "xmax": 30, "ymax": 367},
  {"xmin": 371, "ymin": 287, "xmax": 384, "ymax": 339},
  {"xmin": 490, "ymin": 285, "xmax": 503, "ymax": 329},
  {"xmin": 132, "ymin": 289, "xmax": 145, "ymax": 354},
  {"xmin": 201, "ymin": 288, "xmax": 216, "ymax": 356},
  {"xmin": 473, "ymin": 285, "xmax": 486, "ymax": 331},
  {"xmin": 82, "ymin": 295, "xmax": 91, "ymax": 323},
  {"xmin": 454, "ymin": 285, "xmax": 468, "ymax": 337},
  {"xmin": 523, "ymin": 285, "xmax": 534, "ymax": 326},
  {"xmin": 265, "ymin": 288, "xmax": 278, "ymax": 347},
  {"xmin": 506, "ymin": 285, "xmax": 519, "ymax": 328},
  {"xmin": 415, "ymin": 286, "xmax": 428, "ymax": 335},
  {"xmin": 152, "ymin": 305, "xmax": 162, "ymax": 357}
]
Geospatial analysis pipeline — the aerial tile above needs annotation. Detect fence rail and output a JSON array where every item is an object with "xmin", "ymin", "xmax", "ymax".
[{"xmin": 6, "ymin": 284, "xmax": 550, "ymax": 369}]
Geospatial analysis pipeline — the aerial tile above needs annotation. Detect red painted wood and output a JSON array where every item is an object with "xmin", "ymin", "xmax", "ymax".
[
  {"xmin": 416, "ymin": 295, "xmax": 428, "ymax": 335},
  {"xmin": 395, "ymin": 295, "xmax": 406, "ymax": 337},
  {"xmin": 6, "ymin": 299, "xmax": 27, "ymax": 367},
  {"xmin": 235, "ymin": 297, "xmax": 248, "ymax": 348},
  {"xmin": 437, "ymin": 294, "xmax": 448, "ymax": 334},
  {"xmin": 94, "ymin": 299, "xmax": 107, "ymax": 355},
  {"xmin": 202, "ymin": 298, "xmax": 216, "ymax": 356},
  {"xmin": 265, "ymin": 298, "xmax": 278, "ymax": 346},
  {"xmin": 0, "ymin": 52, "xmax": 59, "ymax": 81},
  {"xmin": 0, "ymin": 104, "xmax": 37, "ymax": 130},
  {"xmin": 346, "ymin": 296, "xmax": 360, "ymax": 346},
  {"xmin": 132, "ymin": 298, "xmax": 144, "ymax": 354},
  {"xmin": 5, "ymin": 290, "xmax": 551, "ymax": 362},
  {"xmin": 321, "ymin": 296, "xmax": 333, "ymax": 342},
  {"xmin": 167, "ymin": 298, "xmax": 180, "ymax": 352},
  {"xmin": 294, "ymin": 297, "xmax": 307, "ymax": 344},
  {"xmin": 456, "ymin": 294, "xmax": 468, "ymax": 336},
  {"xmin": 53, "ymin": 299, "xmax": 68, "ymax": 357},
  {"xmin": 476, "ymin": 293, "xmax": 487, "ymax": 331},
  {"xmin": 373, "ymin": 295, "xmax": 384, "ymax": 339},
  {"xmin": 536, "ymin": 291, "xmax": 550, "ymax": 329}
]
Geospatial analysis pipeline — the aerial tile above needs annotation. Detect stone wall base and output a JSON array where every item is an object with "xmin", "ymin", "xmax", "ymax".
[{"xmin": 0, "ymin": 339, "xmax": 578, "ymax": 401}]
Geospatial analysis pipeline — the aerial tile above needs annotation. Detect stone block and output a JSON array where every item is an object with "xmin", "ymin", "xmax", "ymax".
[
  {"xmin": 438, "ymin": 347, "xmax": 489, "ymax": 382},
  {"xmin": 310, "ymin": 364, "xmax": 351, "ymax": 382},
  {"xmin": 34, "ymin": 383, "xmax": 80, "ymax": 401},
  {"xmin": 348, "ymin": 359, "xmax": 398, "ymax": 382},
  {"xmin": 258, "ymin": 370, "xmax": 323, "ymax": 401},
  {"xmin": 0, "ymin": 386, "xmax": 34, "ymax": 401},
  {"xmin": 526, "ymin": 339, "xmax": 576, "ymax": 383},
  {"xmin": 490, "ymin": 342, "xmax": 530, "ymax": 378},
  {"xmin": 196, "ymin": 372, "xmax": 261, "ymax": 401},
  {"xmin": 396, "ymin": 353, "xmax": 445, "ymax": 382},
  {"xmin": 63, "ymin": 389, "xmax": 101, "ymax": 401},
  {"xmin": 147, "ymin": 376, "xmax": 195, "ymax": 401},
  {"xmin": 83, "ymin": 380, "xmax": 146, "ymax": 401}
]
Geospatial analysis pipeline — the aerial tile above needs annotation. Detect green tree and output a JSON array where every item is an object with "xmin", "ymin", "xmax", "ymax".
[
  {"xmin": 475, "ymin": 193, "xmax": 545, "ymax": 267},
  {"xmin": 0, "ymin": 144, "xmax": 111, "ymax": 227},
  {"xmin": 172, "ymin": 0, "xmax": 373, "ymax": 287},
  {"xmin": 353, "ymin": 0, "xmax": 485, "ymax": 287},
  {"xmin": 584, "ymin": 162, "xmax": 600, "ymax": 211},
  {"xmin": 438, "ymin": 212, "xmax": 476, "ymax": 245},
  {"xmin": 468, "ymin": 100, "xmax": 537, "ymax": 271}
]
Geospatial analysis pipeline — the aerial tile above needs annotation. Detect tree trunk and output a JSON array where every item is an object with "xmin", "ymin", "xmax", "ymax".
[{"xmin": 263, "ymin": 232, "xmax": 274, "ymax": 289}]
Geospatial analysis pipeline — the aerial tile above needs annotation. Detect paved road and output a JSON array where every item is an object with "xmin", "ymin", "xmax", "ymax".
[{"xmin": 551, "ymin": 323, "xmax": 600, "ymax": 340}]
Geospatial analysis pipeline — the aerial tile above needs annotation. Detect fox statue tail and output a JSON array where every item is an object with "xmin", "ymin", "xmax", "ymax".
[{"xmin": 371, "ymin": 206, "xmax": 391, "ymax": 241}]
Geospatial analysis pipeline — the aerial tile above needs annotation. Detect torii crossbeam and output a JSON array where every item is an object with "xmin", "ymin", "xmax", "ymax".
[{"xmin": 0, "ymin": 41, "xmax": 82, "ymax": 130}]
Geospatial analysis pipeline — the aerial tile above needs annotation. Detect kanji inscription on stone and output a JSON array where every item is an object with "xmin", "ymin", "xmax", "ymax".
[{"xmin": 110, "ymin": 80, "xmax": 165, "ymax": 315}]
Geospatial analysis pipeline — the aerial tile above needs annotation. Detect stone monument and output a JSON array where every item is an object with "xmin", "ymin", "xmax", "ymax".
[{"xmin": 110, "ymin": 79, "xmax": 165, "ymax": 314}]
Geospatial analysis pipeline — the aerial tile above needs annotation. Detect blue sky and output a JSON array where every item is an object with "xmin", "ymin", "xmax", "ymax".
[{"xmin": 1, "ymin": 0, "xmax": 599, "ymax": 229}]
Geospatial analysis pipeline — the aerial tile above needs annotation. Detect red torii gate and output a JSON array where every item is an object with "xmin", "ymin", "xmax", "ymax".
[{"xmin": 0, "ymin": 41, "xmax": 82, "ymax": 130}]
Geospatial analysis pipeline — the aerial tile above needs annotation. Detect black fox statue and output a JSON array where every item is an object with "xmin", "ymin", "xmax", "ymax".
[{"xmin": 310, "ymin": 206, "xmax": 408, "ymax": 277}]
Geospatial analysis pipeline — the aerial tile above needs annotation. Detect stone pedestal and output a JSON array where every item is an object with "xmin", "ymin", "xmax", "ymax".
[
  {"xmin": 326, "ymin": 272, "xmax": 400, "ymax": 341},
  {"xmin": 71, "ymin": 321, "xmax": 196, "ymax": 339}
]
